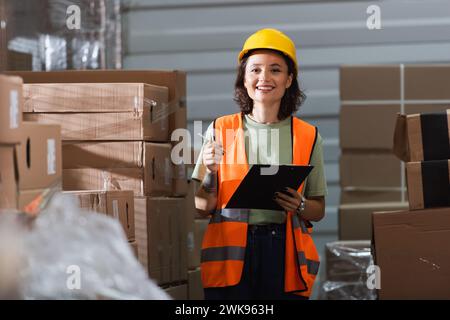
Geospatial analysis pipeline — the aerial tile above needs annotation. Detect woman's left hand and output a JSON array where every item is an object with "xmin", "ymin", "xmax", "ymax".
[{"xmin": 273, "ymin": 187, "xmax": 302, "ymax": 212}]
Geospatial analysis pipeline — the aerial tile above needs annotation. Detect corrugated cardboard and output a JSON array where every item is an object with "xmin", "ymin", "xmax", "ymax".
[
  {"xmin": 8, "ymin": 70, "xmax": 186, "ymax": 113},
  {"xmin": 62, "ymin": 142, "xmax": 173, "ymax": 196},
  {"xmin": 186, "ymin": 182, "xmax": 199, "ymax": 269},
  {"xmin": 393, "ymin": 110, "xmax": 450, "ymax": 162},
  {"xmin": 16, "ymin": 122, "xmax": 62, "ymax": 190},
  {"xmin": 372, "ymin": 207, "xmax": 450, "ymax": 299},
  {"xmin": 164, "ymin": 284, "xmax": 188, "ymax": 300},
  {"xmin": 188, "ymin": 268, "xmax": 204, "ymax": 300},
  {"xmin": 340, "ymin": 104, "xmax": 450, "ymax": 150},
  {"xmin": 62, "ymin": 141, "xmax": 144, "ymax": 169},
  {"xmin": 169, "ymin": 100, "xmax": 187, "ymax": 136},
  {"xmin": 341, "ymin": 189, "xmax": 407, "ymax": 204},
  {"xmin": 172, "ymin": 163, "xmax": 188, "ymax": 196},
  {"xmin": 24, "ymin": 110, "xmax": 168, "ymax": 142},
  {"xmin": 406, "ymin": 160, "xmax": 450, "ymax": 210},
  {"xmin": 194, "ymin": 219, "xmax": 209, "ymax": 265},
  {"xmin": 23, "ymin": 82, "xmax": 168, "ymax": 113},
  {"xmin": 129, "ymin": 241, "xmax": 138, "ymax": 259},
  {"xmin": 340, "ymin": 152, "xmax": 403, "ymax": 188},
  {"xmin": 340, "ymin": 64, "xmax": 450, "ymax": 101},
  {"xmin": 339, "ymin": 202, "xmax": 409, "ymax": 240},
  {"xmin": 6, "ymin": 50, "xmax": 32, "ymax": 71},
  {"xmin": 18, "ymin": 189, "xmax": 45, "ymax": 211},
  {"xmin": 340, "ymin": 65, "xmax": 401, "ymax": 101},
  {"xmin": 0, "ymin": 145, "xmax": 18, "ymax": 209},
  {"xmin": 63, "ymin": 190, "xmax": 135, "ymax": 241},
  {"xmin": 134, "ymin": 197, "xmax": 149, "ymax": 276},
  {"xmin": 0, "ymin": 75, "xmax": 23, "ymax": 144},
  {"xmin": 134, "ymin": 197, "xmax": 186, "ymax": 285}
]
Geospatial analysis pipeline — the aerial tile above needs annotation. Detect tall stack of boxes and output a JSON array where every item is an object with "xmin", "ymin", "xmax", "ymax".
[
  {"xmin": 372, "ymin": 108, "xmax": 450, "ymax": 299},
  {"xmin": 338, "ymin": 65, "xmax": 450, "ymax": 240},
  {"xmin": 0, "ymin": 74, "xmax": 62, "ymax": 212},
  {"xmin": 10, "ymin": 70, "xmax": 196, "ymax": 299}
]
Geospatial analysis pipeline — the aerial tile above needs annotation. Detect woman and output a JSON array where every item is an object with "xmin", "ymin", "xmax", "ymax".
[{"xmin": 191, "ymin": 28, "xmax": 327, "ymax": 300}]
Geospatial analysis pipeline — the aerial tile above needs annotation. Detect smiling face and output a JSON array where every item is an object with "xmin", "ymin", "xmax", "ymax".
[{"xmin": 244, "ymin": 49, "xmax": 293, "ymax": 108}]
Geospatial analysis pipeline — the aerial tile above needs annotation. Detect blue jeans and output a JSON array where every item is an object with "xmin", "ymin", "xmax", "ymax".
[{"xmin": 204, "ymin": 223, "xmax": 309, "ymax": 300}]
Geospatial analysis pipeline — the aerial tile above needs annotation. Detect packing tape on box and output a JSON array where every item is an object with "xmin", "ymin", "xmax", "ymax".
[
  {"xmin": 419, "ymin": 112, "xmax": 450, "ymax": 160},
  {"xmin": 421, "ymin": 160, "xmax": 450, "ymax": 208}
]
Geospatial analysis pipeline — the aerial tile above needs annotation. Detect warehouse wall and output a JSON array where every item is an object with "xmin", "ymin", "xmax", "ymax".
[{"xmin": 122, "ymin": 0, "xmax": 450, "ymax": 295}]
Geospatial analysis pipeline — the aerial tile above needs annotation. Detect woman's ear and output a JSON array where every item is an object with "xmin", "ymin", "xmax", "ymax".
[{"xmin": 286, "ymin": 73, "xmax": 293, "ymax": 89}]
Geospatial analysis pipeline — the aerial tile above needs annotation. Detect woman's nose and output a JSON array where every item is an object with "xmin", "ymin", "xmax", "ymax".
[{"xmin": 259, "ymin": 69, "xmax": 270, "ymax": 81}]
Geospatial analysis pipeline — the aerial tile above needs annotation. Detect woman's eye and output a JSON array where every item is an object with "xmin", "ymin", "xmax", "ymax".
[
  {"xmin": 251, "ymin": 69, "xmax": 259, "ymax": 73},
  {"xmin": 272, "ymin": 69, "xmax": 281, "ymax": 73}
]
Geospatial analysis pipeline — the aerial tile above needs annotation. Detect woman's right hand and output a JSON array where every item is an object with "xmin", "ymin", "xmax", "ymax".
[{"xmin": 202, "ymin": 140, "xmax": 224, "ymax": 173}]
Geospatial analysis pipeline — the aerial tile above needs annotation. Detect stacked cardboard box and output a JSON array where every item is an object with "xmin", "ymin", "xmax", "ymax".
[
  {"xmin": 0, "ymin": 75, "xmax": 62, "ymax": 212},
  {"xmin": 393, "ymin": 110, "xmax": 450, "ymax": 210},
  {"xmin": 338, "ymin": 65, "xmax": 450, "ymax": 240},
  {"xmin": 62, "ymin": 190, "xmax": 135, "ymax": 242},
  {"xmin": 9, "ymin": 70, "xmax": 190, "ymax": 291},
  {"xmin": 185, "ymin": 180, "xmax": 206, "ymax": 300},
  {"xmin": 371, "ymin": 109, "xmax": 450, "ymax": 299}
]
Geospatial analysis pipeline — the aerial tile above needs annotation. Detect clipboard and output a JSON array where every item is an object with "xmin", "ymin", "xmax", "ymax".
[{"xmin": 225, "ymin": 164, "xmax": 313, "ymax": 210}]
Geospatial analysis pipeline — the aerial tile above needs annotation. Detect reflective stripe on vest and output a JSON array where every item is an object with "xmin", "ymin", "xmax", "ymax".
[{"xmin": 200, "ymin": 113, "xmax": 320, "ymax": 297}]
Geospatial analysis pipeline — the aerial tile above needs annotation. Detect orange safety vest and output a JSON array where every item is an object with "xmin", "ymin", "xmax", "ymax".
[{"xmin": 200, "ymin": 113, "xmax": 320, "ymax": 298}]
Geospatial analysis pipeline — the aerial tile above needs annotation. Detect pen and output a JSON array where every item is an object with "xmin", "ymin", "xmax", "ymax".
[{"xmin": 198, "ymin": 133, "xmax": 225, "ymax": 155}]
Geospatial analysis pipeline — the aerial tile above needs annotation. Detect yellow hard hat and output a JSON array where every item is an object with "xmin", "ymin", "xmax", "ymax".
[{"xmin": 238, "ymin": 28, "xmax": 298, "ymax": 70}]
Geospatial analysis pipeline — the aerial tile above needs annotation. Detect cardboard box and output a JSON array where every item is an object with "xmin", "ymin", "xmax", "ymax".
[
  {"xmin": 0, "ymin": 75, "xmax": 23, "ymax": 144},
  {"xmin": 194, "ymin": 219, "xmax": 209, "ymax": 265},
  {"xmin": 169, "ymin": 100, "xmax": 187, "ymax": 136},
  {"xmin": 339, "ymin": 202, "xmax": 409, "ymax": 240},
  {"xmin": 16, "ymin": 122, "xmax": 62, "ymax": 190},
  {"xmin": 406, "ymin": 160, "xmax": 450, "ymax": 210},
  {"xmin": 340, "ymin": 189, "xmax": 407, "ymax": 204},
  {"xmin": 23, "ymin": 82, "xmax": 168, "ymax": 113},
  {"xmin": 129, "ymin": 241, "xmax": 138, "ymax": 259},
  {"xmin": 6, "ymin": 50, "xmax": 33, "ymax": 71},
  {"xmin": 134, "ymin": 197, "xmax": 186, "ymax": 285},
  {"xmin": 134, "ymin": 197, "xmax": 149, "ymax": 276},
  {"xmin": 8, "ymin": 70, "xmax": 186, "ymax": 113},
  {"xmin": 23, "ymin": 83, "xmax": 169, "ymax": 142},
  {"xmin": 63, "ymin": 190, "xmax": 135, "ymax": 241},
  {"xmin": 164, "ymin": 284, "xmax": 188, "ymax": 300},
  {"xmin": 372, "ymin": 207, "xmax": 450, "ymax": 299},
  {"xmin": 393, "ymin": 110, "xmax": 450, "ymax": 162},
  {"xmin": 0, "ymin": 145, "xmax": 18, "ymax": 210},
  {"xmin": 340, "ymin": 104, "xmax": 450, "ymax": 151},
  {"xmin": 24, "ymin": 110, "xmax": 168, "ymax": 142},
  {"xmin": 172, "ymin": 163, "xmax": 188, "ymax": 196},
  {"xmin": 188, "ymin": 268, "xmax": 204, "ymax": 300},
  {"xmin": 62, "ymin": 142, "xmax": 173, "ymax": 196},
  {"xmin": 340, "ymin": 152, "xmax": 403, "ymax": 188},
  {"xmin": 186, "ymin": 182, "xmax": 199, "ymax": 269},
  {"xmin": 340, "ymin": 64, "xmax": 450, "ymax": 101},
  {"xmin": 18, "ymin": 189, "xmax": 45, "ymax": 211},
  {"xmin": 340, "ymin": 65, "xmax": 450, "ymax": 150}
]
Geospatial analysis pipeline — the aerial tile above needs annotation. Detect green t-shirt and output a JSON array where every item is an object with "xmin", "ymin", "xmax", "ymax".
[{"xmin": 191, "ymin": 115, "xmax": 328, "ymax": 224}]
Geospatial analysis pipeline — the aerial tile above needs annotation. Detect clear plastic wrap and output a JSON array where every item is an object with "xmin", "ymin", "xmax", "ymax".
[
  {"xmin": 1, "ymin": 189, "xmax": 170, "ymax": 300},
  {"xmin": 319, "ymin": 241, "xmax": 377, "ymax": 300},
  {"xmin": 5, "ymin": 0, "xmax": 121, "ymax": 71}
]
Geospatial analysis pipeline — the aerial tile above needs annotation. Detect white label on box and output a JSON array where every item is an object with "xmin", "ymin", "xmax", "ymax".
[
  {"xmin": 9, "ymin": 90, "xmax": 19, "ymax": 129},
  {"xmin": 165, "ymin": 157, "xmax": 171, "ymax": 185},
  {"xmin": 112, "ymin": 200, "xmax": 119, "ymax": 219},
  {"xmin": 187, "ymin": 232, "xmax": 194, "ymax": 251},
  {"xmin": 47, "ymin": 139, "xmax": 56, "ymax": 175}
]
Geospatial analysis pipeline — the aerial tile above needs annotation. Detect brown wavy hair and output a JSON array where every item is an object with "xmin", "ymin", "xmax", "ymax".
[{"xmin": 233, "ymin": 49, "xmax": 306, "ymax": 121}]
